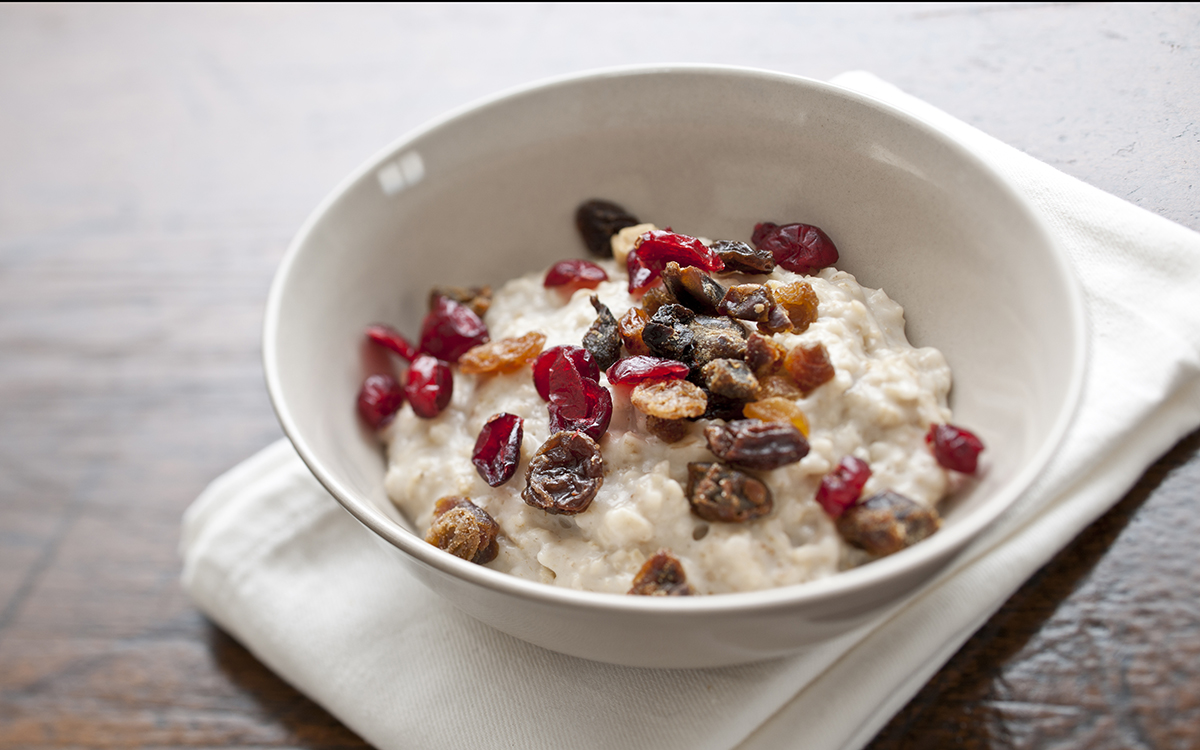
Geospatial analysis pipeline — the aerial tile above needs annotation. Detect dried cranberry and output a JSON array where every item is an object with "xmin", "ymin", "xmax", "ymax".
[
  {"xmin": 752, "ymin": 222, "xmax": 839, "ymax": 274},
  {"xmin": 926, "ymin": 424, "xmax": 985, "ymax": 474},
  {"xmin": 418, "ymin": 296, "xmax": 489, "ymax": 363},
  {"xmin": 404, "ymin": 354, "xmax": 453, "ymax": 418},
  {"xmin": 356, "ymin": 374, "xmax": 405, "ymax": 429},
  {"xmin": 628, "ymin": 550, "xmax": 694, "ymax": 596},
  {"xmin": 815, "ymin": 455, "xmax": 872, "ymax": 518},
  {"xmin": 626, "ymin": 229, "xmax": 724, "ymax": 292},
  {"xmin": 523, "ymin": 431, "xmax": 605, "ymax": 515},
  {"xmin": 365, "ymin": 324, "xmax": 417, "ymax": 361},
  {"xmin": 532, "ymin": 345, "xmax": 600, "ymax": 401},
  {"xmin": 544, "ymin": 259, "xmax": 609, "ymax": 290},
  {"xmin": 472, "ymin": 413, "xmax": 524, "ymax": 487},
  {"xmin": 606, "ymin": 356, "xmax": 690, "ymax": 385},
  {"xmin": 547, "ymin": 354, "xmax": 613, "ymax": 441}
]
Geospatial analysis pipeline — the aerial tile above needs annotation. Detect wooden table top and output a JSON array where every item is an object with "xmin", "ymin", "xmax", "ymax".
[{"xmin": 2, "ymin": 5, "xmax": 1197, "ymax": 748}]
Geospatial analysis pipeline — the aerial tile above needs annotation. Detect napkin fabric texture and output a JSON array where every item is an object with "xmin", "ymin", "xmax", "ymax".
[{"xmin": 181, "ymin": 72, "xmax": 1200, "ymax": 750}]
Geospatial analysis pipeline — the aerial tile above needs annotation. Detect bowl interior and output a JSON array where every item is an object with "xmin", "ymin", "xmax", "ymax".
[{"xmin": 265, "ymin": 67, "xmax": 1083, "ymax": 606}]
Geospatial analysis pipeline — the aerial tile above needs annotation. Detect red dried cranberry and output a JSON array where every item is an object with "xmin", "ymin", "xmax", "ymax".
[
  {"xmin": 547, "ymin": 354, "xmax": 612, "ymax": 441},
  {"xmin": 356, "ymin": 374, "xmax": 405, "ymax": 429},
  {"xmin": 404, "ymin": 354, "xmax": 453, "ymax": 418},
  {"xmin": 626, "ymin": 229, "xmax": 725, "ymax": 292},
  {"xmin": 418, "ymin": 296, "xmax": 489, "ymax": 363},
  {"xmin": 472, "ymin": 413, "xmax": 523, "ymax": 487},
  {"xmin": 815, "ymin": 455, "xmax": 872, "ymax": 518},
  {"xmin": 544, "ymin": 259, "xmax": 609, "ymax": 290},
  {"xmin": 365, "ymin": 324, "xmax": 417, "ymax": 361},
  {"xmin": 752, "ymin": 222, "xmax": 839, "ymax": 274},
  {"xmin": 532, "ymin": 345, "xmax": 600, "ymax": 401},
  {"xmin": 926, "ymin": 424, "xmax": 984, "ymax": 474},
  {"xmin": 605, "ymin": 356, "xmax": 690, "ymax": 385}
]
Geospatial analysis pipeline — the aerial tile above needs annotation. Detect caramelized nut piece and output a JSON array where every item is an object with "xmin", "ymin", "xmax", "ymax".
[
  {"xmin": 582, "ymin": 295, "xmax": 621, "ymax": 370},
  {"xmin": 704, "ymin": 419, "xmax": 809, "ymax": 470},
  {"xmin": 770, "ymin": 280, "xmax": 819, "ymax": 333},
  {"xmin": 686, "ymin": 462, "xmax": 773, "ymax": 523},
  {"xmin": 700, "ymin": 358, "xmax": 760, "ymax": 401},
  {"xmin": 575, "ymin": 199, "xmax": 640, "ymax": 258},
  {"xmin": 645, "ymin": 415, "xmax": 689, "ymax": 443},
  {"xmin": 458, "ymin": 332, "xmax": 547, "ymax": 374},
  {"xmin": 720, "ymin": 284, "xmax": 776, "ymax": 323},
  {"xmin": 643, "ymin": 304, "xmax": 696, "ymax": 362},
  {"xmin": 745, "ymin": 333, "xmax": 788, "ymax": 378},
  {"xmin": 618, "ymin": 307, "xmax": 652, "ymax": 356},
  {"xmin": 630, "ymin": 379, "xmax": 707, "ymax": 419},
  {"xmin": 629, "ymin": 550, "xmax": 694, "ymax": 596},
  {"xmin": 743, "ymin": 397, "xmax": 810, "ymax": 436},
  {"xmin": 785, "ymin": 342, "xmax": 835, "ymax": 395},
  {"xmin": 522, "ymin": 431, "xmax": 605, "ymax": 515},
  {"xmin": 429, "ymin": 285, "xmax": 492, "ymax": 319},
  {"xmin": 711, "ymin": 239, "xmax": 775, "ymax": 275},
  {"xmin": 662, "ymin": 261, "xmax": 726, "ymax": 315},
  {"xmin": 689, "ymin": 315, "xmax": 749, "ymax": 367},
  {"xmin": 425, "ymin": 497, "xmax": 500, "ymax": 564},
  {"xmin": 836, "ymin": 490, "xmax": 940, "ymax": 556}
]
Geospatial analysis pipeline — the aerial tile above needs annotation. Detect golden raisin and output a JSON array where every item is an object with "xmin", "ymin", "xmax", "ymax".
[
  {"xmin": 745, "ymin": 333, "xmax": 788, "ymax": 378},
  {"xmin": 769, "ymin": 280, "xmax": 819, "ymax": 333},
  {"xmin": 628, "ymin": 550, "xmax": 694, "ymax": 596},
  {"xmin": 785, "ymin": 342, "xmax": 835, "ymax": 395},
  {"xmin": 755, "ymin": 374, "xmax": 803, "ymax": 400},
  {"xmin": 630, "ymin": 379, "xmax": 707, "ymax": 419},
  {"xmin": 425, "ymin": 497, "xmax": 500, "ymax": 564},
  {"xmin": 458, "ymin": 332, "xmax": 546, "ymax": 374},
  {"xmin": 618, "ymin": 307, "xmax": 652, "ymax": 356},
  {"xmin": 743, "ymin": 397, "xmax": 810, "ymax": 436}
]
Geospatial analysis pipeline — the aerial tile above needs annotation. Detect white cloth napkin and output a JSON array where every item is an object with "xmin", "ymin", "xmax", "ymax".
[{"xmin": 181, "ymin": 72, "xmax": 1200, "ymax": 750}]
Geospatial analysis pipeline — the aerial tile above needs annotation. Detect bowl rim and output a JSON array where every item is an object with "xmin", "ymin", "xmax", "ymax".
[{"xmin": 263, "ymin": 63, "xmax": 1088, "ymax": 615}]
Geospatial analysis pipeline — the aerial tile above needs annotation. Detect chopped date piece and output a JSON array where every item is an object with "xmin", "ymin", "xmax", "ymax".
[
  {"xmin": 547, "ymin": 353, "xmax": 613, "ymax": 441},
  {"xmin": 743, "ymin": 397, "xmax": 810, "ymax": 436},
  {"xmin": 755, "ymin": 374, "xmax": 804, "ymax": 400},
  {"xmin": 686, "ymin": 462, "xmax": 773, "ymax": 523},
  {"xmin": 643, "ymin": 304, "xmax": 696, "ymax": 362},
  {"xmin": 544, "ymin": 259, "xmax": 609, "ymax": 290},
  {"xmin": 752, "ymin": 222, "xmax": 839, "ymax": 274},
  {"xmin": 704, "ymin": 419, "xmax": 809, "ymax": 470},
  {"xmin": 582, "ymin": 295, "xmax": 621, "ymax": 371},
  {"xmin": 365, "ymin": 324, "xmax": 417, "ymax": 361},
  {"xmin": 645, "ymin": 415, "xmax": 689, "ymax": 443},
  {"xmin": 618, "ymin": 307, "xmax": 652, "ymax": 356},
  {"xmin": 628, "ymin": 550, "xmax": 694, "ymax": 596},
  {"xmin": 814, "ymin": 455, "xmax": 871, "ymax": 518},
  {"xmin": 785, "ymin": 342, "xmax": 835, "ymax": 395},
  {"xmin": 711, "ymin": 239, "xmax": 775, "ymax": 275},
  {"xmin": 472, "ymin": 413, "xmax": 524, "ymax": 487},
  {"xmin": 523, "ymin": 431, "xmax": 605, "ymax": 515},
  {"xmin": 606, "ymin": 355, "xmax": 690, "ymax": 385},
  {"xmin": 771, "ymin": 280, "xmax": 819, "ymax": 333},
  {"xmin": 459, "ymin": 332, "xmax": 546, "ymax": 375},
  {"xmin": 700, "ymin": 359, "xmax": 760, "ymax": 401},
  {"xmin": 626, "ymin": 229, "xmax": 724, "ymax": 292},
  {"xmin": 756, "ymin": 302, "xmax": 793, "ymax": 335},
  {"xmin": 533, "ymin": 345, "xmax": 600, "ymax": 401},
  {"xmin": 425, "ymin": 497, "xmax": 500, "ymax": 564},
  {"xmin": 418, "ymin": 296, "xmax": 490, "ymax": 363},
  {"xmin": 689, "ymin": 315, "xmax": 749, "ymax": 367},
  {"xmin": 926, "ymin": 424, "xmax": 985, "ymax": 474},
  {"xmin": 720, "ymin": 284, "xmax": 776, "ymax": 323},
  {"xmin": 700, "ymin": 391, "xmax": 747, "ymax": 422},
  {"xmin": 640, "ymin": 285, "xmax": 677, "ymax": 315},
  {"xmin": 429, "ymin": 285, "xmax": 492, "ymax": 319},
  {"xmin": 745, "ymin": 333, "xmax": 788, "ymax": 377},
  {"xmin": 404, "ymin": 354, "xmax": 454, "ymax": 418},
  {"xmin": 357, "ymin": 374, "xmax": 405, "ymax": 429},
  {"xmin": 576, "ymin": 199, "xmax": 641, "ymax": 258},
  {"xmin": 661, "ymin": 261, "xmax": 726, "ymax": 315},
  {"xmin": 630, "ymin": 379, "xmax": 707, "ymax": 420},
  {"xmin": 836, "ymin": 490, "xmax": 940, "ymax": 557}
]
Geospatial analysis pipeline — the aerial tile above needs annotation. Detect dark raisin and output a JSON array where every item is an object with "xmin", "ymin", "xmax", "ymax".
[
  {"xmin": 522, "ymin": 431, "xmax": 605, "ymax": 515},
  {"xmin": 356, "ymin": 373, "xmax": 405, "ymax": 429},
  {"xmin": 626, "ymin": 229, "xmax": 725, "ymax": 292},
  {"xmin": 836, "ymin": 490, "xmax": 940, "ymax": 556},
  {"xmin": 926, "ymin": 424, "xmax": 985, "ymax": 474},
  {"xmin": 752, "ymin": 222, "xmax": 839, "ymax": 274},
  {"xmin": 544, "ymin": 259, "xmax": 609, "ymax": 290},
  {"xmin": 700, "ymin": 359, "xmax": 760, "ymax": 401},
  {"xmin": 532, "ymin": 345, "xmax": 599, "ymax": 401},
  {"xmin": 547, "ymin": 353, "xmax": 613, "ymax": 441},
  {"xmin": 628, "ymin": 550, "xmax": 694, "ymax": 596},
  {"xmin": 645, "ymin": 415, "xmax": 689, "ymax": 443},
  {"xmin": 704, "ymin": 419, "xmax": 809, "ymax": 470},
  {"xmin": 582, "ymin": 295, "xmax": 621, "ymax": 371},
  {"xmin": 661, "ymin": 261, "xmax": 726, "ymax": 315},
  {"xmin": 689, "ymin": 315, "xmax": 749, "ymax": 368},
  {"xmin": 686, "ymin": 462, "xmax": 773, "ymax": 523},
  {"xmin": 425, "ymin": 497, "xmax": 500, "ymax": 564},
  {"xmin": 472, "ymin": 413, "xmax": 524, "ymax": 487},
  {"xmin": 404, "ymin": 354, "xmax": 454, "ymax": 418},
  {"xmin": 640, "ymin": 285, "xmax": 677, "ymax": 315},
  {"xmin": 720, "ymin": 284, "xmax": 775, "ymax": 323},
  {"xmin": 711, "ymin": 239, "xmax": 775, "ymax": 274},
  {"xmin": 785, "ymin": 342, "xmax": 835, "ymax": 395},
  {"xmin": 576, "ymin": 199, "xmax": 640, "ymax": 258},
  {"xmin": 618, "ymin": 307, "xmax": 652, "ymax": 356},
  {"xmin": 429, "ymin": 286, "xmax": 492, "ymax": 319},
  {"xmin": 745, "ymin": 333, "xmax": 788, "ymax": 377},
  {"xmin": 643, "ymin": 304, "xmax": 696, "ymax": 362},
  {"xmin": 365, "ymin": 324, "xmax": 417, "ymax": 361},
  {"xmin": 815, "ymin": 455, "xmax": 871, "ymax": 518},
  {"xmin": 418, "ymin": 296, "xmax": 490, "ymax": 363}
]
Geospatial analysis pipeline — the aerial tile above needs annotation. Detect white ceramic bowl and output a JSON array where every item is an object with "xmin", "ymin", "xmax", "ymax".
[{"xmin": 264, "ymin": 65, "xmax": 1085, "ymax": 668}]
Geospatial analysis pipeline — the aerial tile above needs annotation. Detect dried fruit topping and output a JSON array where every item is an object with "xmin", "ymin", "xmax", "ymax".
[
  {"xmin": 700, "ymin": 359, "xmax": 760, "ymax": 401},
  {"xmin": 771, "ymin": 280, "xmax": 819, "ymax": 333},
  {"xmin": 700, "ymin": 392, "xmax": 747, "ymax": 422},
  {"xmin": 582, "ymin": 295, "xmax": 621, "ymax": 371},
  {"xmin": 576, "ymin": 199, "xmax": 640, "ymax": 258},
  {"xmin": 926, "ymin": 424, "xmax": 985, "ymax": 474},
  {"xmin": 357, "ymin": 374, "xmax": 405, "ymax": 429},
  {"xmin": 689, "ymin": 315, "xmax": 749, "ymax": 368},
  {"xmin": 640, "ymin": 286, "xmax": 677, "ymax": 315},
  {"xmin": 642, "ymin": 304, "xmax": 696, "ymax": 362},
  {"xmin": 425, "ymin": 496, "xmax": 500, "ymax": 564},
  {"xmin": 686, "ymin": 462, "xmax": 774, "ymax": 523},
  {"xmin": 628, "ymin": 550, "xmax": 694, "ymax": 596},
  {"xmin": 430, "ymin": 285, "xmax": 492, "ymax": 319},
  {"xmin": 704, "ymin": 419, "xmax": 809, "ymax": 470},
  {"xmin": 742, "ymin": 397, "xmax": 810, "ymax": 436},
  {"xmin": 606, "ymin": 355, "xmax": 690, "ymax": 385},
  {"xmin": 618, "ymin": 307, "xmax": 652, "ymax": 356},
  {"xmin": 745, "ymin": 333, "xmax": 788, "ymax": 378},
  {"xmin": 418, "ymin": 296, "xmax": 490, "ymax": 363},
  {"xmin": 836, "ymin": 490, "xmax": 940, "ymax": 556},
  {"xmin": 626, "ymin": 229, "xmax": 725, "ymax": 292},
  {"xmin": 720, "ymin": 284, "xmax": 776, "ymax": 323},
  {"xmin": 815, "ymin": 455, "xmax": 871, "ymax": 518},
  {"xmin": 785, "ymin": 342, "xmax": 835, "ymax": 395},
  {"xmin": 752, "ymin": 222, "xmax": 839, "ymax": 274},
  {"xmin": 532, "ymin": 345, "xmax": 600, "ymax": 401},
  {"xmin": 711, "ymin": 239, "xmax": 775, "ymax": 275},
  {"xmin": 365, "ymin": 324, "xmax": 417, "ymax": 361},
  {"xmin": 522, "ymin": 431, "xmax": 605, "ymax": 515},
  {"xmin": 544, "ymin": 259, "xmax": 609, "ymax": 290},
  {"xmin": 404, "ymin": 354, "xmax": 454, "ymax": 418},
  {"xmin": 630, "ymin": 379, "xmax": 707, "ymax": 420},
  {"xmin": 547, "ymin": 352, "xmax": 613, "ymax": 441},
  {"xmin": 645, "ymin": 415, "xmax": 689, "ymax": 443},
  {"xmin": 458, "ymin": 332, "xmax": 546, "ymax": 375},
  {"xmin": 472, "ymin": 413, "xmax": 524, "ymax": 487},
  {"xmin": 661, "ymin": 261, "xmax": 726, "ymax": 315}
]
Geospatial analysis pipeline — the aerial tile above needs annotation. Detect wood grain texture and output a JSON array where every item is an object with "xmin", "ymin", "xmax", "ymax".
[{"xmin": 0, "ymin": 4, "xmax": 1196, "ymax": 748}]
